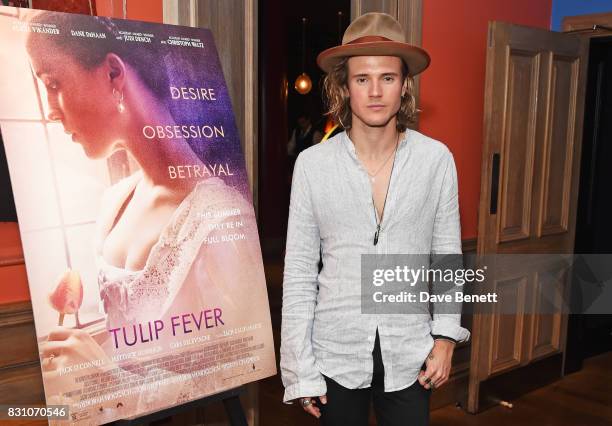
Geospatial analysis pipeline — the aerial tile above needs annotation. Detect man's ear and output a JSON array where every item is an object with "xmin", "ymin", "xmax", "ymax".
[{"xmin": 105, "ymin": 53, "xmax": 126, "ymax": 91}]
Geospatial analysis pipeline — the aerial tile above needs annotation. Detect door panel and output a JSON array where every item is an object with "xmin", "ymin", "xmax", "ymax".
[
  {"xmin": 539, "ymin": 55, "xmax": 579, "ymax": 236},
  {"xmin": 488, "ymin": 273, "xmax": 527, "ymax": 375},
  {"xmin": 499, "ymin": 49, "xmax": 539, "ymax": 243}
]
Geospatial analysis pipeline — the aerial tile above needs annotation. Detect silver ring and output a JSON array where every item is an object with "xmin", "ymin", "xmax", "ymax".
[{"xmin": 301, "ymin": 398, "xmax": 312, "ymax": 408}]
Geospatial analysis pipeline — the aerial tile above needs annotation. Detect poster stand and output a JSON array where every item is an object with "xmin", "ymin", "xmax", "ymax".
[{"xmin": 106, "ymin": 386, "xmax": 248, "ymax": 426}]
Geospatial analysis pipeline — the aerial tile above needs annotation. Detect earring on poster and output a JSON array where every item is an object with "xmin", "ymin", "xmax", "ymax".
[{"xmin": 113, "ymin": 88, "xmax": 125, "ymax": 113}]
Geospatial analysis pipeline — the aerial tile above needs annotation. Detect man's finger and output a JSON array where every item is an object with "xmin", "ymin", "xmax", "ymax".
[
  {"xmin": 419, "ymin": 375, "xmax": 432, "ymax": 388},
  {"xmin": 319, "ymin": 395, "xmax": 327, "ymax": 404},
  {"xmin": 305, "ymin": 405, "xmax": 321, "ymax": 418},
  {"xmin": 424, "ymin": 367, "xmax": 437, "ymax": 380},
  {"xmin": 418, "ymin": 370, "xmax": 428, "ymax": 386},
  {"xmin": 430, "ymin": 370, "xmax": 443, "ymax": 383},
  {"xmin": 420, "ymin": 368, "xmax": 439, "ymax": 389}
]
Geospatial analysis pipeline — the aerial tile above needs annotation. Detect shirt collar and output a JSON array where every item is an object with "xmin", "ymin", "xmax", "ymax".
[{"xmin": 341, "ymin": 129, "xmax": 410, "ymax": 162}]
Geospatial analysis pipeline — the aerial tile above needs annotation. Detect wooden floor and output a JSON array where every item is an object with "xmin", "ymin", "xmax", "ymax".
[
  {"xmin": 259, "ymin": 349, "xmax": 612, "ymax": 426},
  {"xmin": 430, "ymin": 351, "xmax": 612, "ymax": 426}
]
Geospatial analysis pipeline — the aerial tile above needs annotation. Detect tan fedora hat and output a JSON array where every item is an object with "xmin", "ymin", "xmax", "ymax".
[{"xmin": 317, "ymin": 12, "xmax": 430, "ymax": 76}]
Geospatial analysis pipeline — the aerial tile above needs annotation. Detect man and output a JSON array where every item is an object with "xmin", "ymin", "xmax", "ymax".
[
  {"xmin": 287, "ymin": 113, "xmax": 323, "ymax": 179},
  {"xmin": 288, "ymin": 113, "xmax": 324, "ymax": 158},
  {"xmin": 280, "ymin": 12, "xmax": 470, "ymax": 426}
]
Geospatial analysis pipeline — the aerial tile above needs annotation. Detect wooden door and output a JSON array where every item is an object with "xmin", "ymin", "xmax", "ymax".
[{"xmin": 468, "ymin": 22, "xmax": 589, "ymax": 413}]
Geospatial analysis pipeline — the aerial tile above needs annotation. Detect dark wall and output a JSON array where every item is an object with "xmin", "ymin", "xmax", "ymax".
[
  {"xmin": 258, "ymin": 0, "xmax": 349, "ymax": 255},
  {"xmin": 285, "ymin": 4, "xmax": 349, "ymax": 135},
  {"xmin": 575, "ymin": 36, "xmax": 612, "ymax": 254},
  {"xmin": 0, "ymin": 135, "xmax": 17, "ymax": 222}
]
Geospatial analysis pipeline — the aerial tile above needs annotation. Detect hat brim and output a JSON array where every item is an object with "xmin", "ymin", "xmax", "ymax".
[{"xmin": 316, "ymin": 41, "xmax": 431, "ymax": 76}]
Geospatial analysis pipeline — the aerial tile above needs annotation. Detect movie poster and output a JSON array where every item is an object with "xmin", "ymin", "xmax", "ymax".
[{"xmin": 0, "ymin": 6, "xmax": 276, "ymax": 424}]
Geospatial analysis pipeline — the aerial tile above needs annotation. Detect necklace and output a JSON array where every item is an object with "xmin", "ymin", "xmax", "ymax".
[
  {"xmin": 347, "ymin": 130, "xmax": 401, "ymax": 245},
  {"xmin": 372, "ymin": 132, "xmax": 401, "ymax": 245},
  {"xmin": 361, "ymin": 132, "xmax": 400, "ymax": 183}
]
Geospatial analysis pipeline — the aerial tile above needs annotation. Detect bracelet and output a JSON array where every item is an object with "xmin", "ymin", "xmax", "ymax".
[{"xmin": 432, "ymin": 334, "xmax": 457, "ymax": 344}]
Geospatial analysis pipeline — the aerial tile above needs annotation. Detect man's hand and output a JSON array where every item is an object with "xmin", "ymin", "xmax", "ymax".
[
  {"xmin": 418, "ymin": 339, "xmax": 455, "ymax": 390},
  {"xmin": 299, "ymin": 395, "xmax": 327, "ymax": 418}
]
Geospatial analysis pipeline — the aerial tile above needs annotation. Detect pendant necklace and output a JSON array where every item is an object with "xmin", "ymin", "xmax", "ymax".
[
  {"xmin": 371, "ymin": 132, "xmax": 400, "ymax": 246},
  {"xmin": 366, "ymin": 143, "xmax": 397, "ymax": 183}
]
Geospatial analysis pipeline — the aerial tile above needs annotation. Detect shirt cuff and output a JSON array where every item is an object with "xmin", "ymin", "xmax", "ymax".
[
  {"xmin": 430, "ymin": 318, "xmax": 471, "ymax": 343},
  {"xmin": 283, "ymin": 378, "xmax": 327, "ymax": 404}
]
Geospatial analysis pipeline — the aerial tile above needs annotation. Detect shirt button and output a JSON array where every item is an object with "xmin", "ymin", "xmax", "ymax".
[{"xmin": 367, "ymin": 335, "xmax": 374, "ymax": 342}]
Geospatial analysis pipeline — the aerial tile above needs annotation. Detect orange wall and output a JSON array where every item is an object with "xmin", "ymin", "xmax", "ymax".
[
  {"xmin": 0, "ymin": 223, "xmax": 30, "ymax": 304},
  {"xmin": 96, "ymin": 0, "xmax": 162, "ymax": 22},
  {"xmin": 0, "ymin": 0, "xmax": 163, "ymax": 305},
  {"xmin": 31, "ymin": 0, "xmax": 95, "ymax": 14},
  {"xmin": 30, "ymin": 0, "xmax": 163, "ymax": 20},
  {"xmin": 419, "ymin": 0, "xmax": 552, "ymax": 240}
]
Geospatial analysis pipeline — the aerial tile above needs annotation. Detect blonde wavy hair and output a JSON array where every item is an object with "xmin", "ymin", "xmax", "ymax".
[{"xmin": 322, "ymin": 57, "xmax": 418, "ymax": 132}]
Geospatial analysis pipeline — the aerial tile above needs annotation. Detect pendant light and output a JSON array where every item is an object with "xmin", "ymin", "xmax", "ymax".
[{"xmin": 294, "ymin": 17, "xmax": 312, "ymax": 95}]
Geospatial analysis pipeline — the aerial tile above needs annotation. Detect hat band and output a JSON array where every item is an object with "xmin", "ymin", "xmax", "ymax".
[{"xmin": 346, "ymin": 35, "xmax": 393, "ymax": 45}]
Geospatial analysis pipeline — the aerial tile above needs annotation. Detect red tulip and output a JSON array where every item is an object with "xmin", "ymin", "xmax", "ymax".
[{"xmin": 49, "ymin": 270, "xmax": 83, "ymax": 326}]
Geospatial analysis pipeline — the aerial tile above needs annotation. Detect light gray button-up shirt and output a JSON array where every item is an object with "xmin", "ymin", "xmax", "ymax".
[{"xmin": 280, "ymin": 129, "xmax": 471, "ymax": 403}]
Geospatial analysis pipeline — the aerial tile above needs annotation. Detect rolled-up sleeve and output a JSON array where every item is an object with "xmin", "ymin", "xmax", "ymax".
[
  {"xmin": 280, "ymin": 153, "xmax": 327, "ymax": 403},
  {"xmin": 430, "ymin": 150, "xmax": 471, "ymax": 344}
]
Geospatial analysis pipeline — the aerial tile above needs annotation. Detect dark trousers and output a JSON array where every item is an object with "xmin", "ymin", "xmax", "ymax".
[{"xmin": 319, "ymin": 330, "xmax": 431, "ymax": 426}]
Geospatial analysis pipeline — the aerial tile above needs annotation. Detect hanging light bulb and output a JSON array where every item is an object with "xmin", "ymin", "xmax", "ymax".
[
  {"xmin": 295, "ymin": 73, "xmax": 312, "ymax": 95},
  {"xmin": 295, "ymin": 17, "xmax": 312, "ymax": 95}
]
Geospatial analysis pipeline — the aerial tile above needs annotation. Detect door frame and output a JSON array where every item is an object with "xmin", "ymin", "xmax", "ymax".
[{"xmin": 562, "ymin": 12, "xmax": 612, "ymax": 34}]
